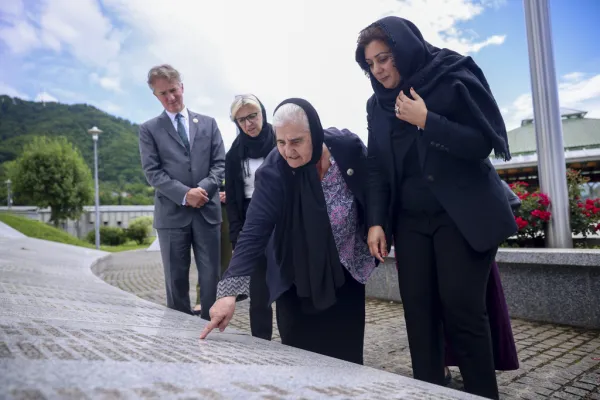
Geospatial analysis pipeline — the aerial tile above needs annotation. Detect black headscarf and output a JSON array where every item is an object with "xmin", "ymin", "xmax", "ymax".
[
  {"xmin": 355, "ymin": 16, "xmax": 511, "ymax": 161},
  {"xmin": 229, "ymin": 96, "xmax": 276, "ymax": 177},
  {"xmin": 272, "ymin": 98, "xmax": 345, "ymax": 313}
]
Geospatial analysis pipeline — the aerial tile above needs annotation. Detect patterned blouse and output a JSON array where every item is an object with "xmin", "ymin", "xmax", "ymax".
[
  {"xmin": 216, "ymin": 157, "xmax": 376, "ymax": 300},
  {"xmin": 321, "ymin": 156, "xmax": 376, "ymax": 284}
]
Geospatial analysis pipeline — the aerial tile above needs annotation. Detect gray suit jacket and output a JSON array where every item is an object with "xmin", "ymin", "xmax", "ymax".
[{"xmin": 139, "ymin": 109, "xmax": 226, "ymax": 229}]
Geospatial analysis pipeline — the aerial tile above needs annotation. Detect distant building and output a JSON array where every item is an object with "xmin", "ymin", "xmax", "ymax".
[
  {"xmin": 492, "ymin": 108, "xmax": 600, "ymax": 198},
  {"xmin": 0, "ymin": 205, "xmax": 155, "ymax": 239}
]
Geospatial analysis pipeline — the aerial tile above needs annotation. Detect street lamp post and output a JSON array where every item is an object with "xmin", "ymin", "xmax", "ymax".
[
  {"xmin": 88, "ymin": 126, "xmax": 103, "ymax": 250},
  {"xmin": 523, "ymin": 0, "xmax": 572, "ymax": 248},
  {"xmin": 5, "ymin": 179, "xmax": 11, "ymax": 209}
]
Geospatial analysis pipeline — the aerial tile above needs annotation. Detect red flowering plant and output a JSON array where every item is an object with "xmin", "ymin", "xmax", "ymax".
[
  {"xmin": 567, "ymin": 169, "xmax": 600, "ymax": 238},
  {"xmin": 509, "ymin": 181, "xmax": 552, "ymax": 240}
]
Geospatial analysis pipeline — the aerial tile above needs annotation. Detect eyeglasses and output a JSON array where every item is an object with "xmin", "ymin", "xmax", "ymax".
[{"xmin": 236, "ymin": 112, "xmax": 258, "ymax": 125}]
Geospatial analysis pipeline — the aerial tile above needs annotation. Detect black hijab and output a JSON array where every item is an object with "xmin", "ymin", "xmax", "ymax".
[
  {"xmin": 355, "ymin": 16, "xmax": 511, "ymax": 161},
  {"xmin": 229, "ymin": 96, "xmax": 276, "ymax": 177},
  {"xmin": 272, "ymin": 98, "xmax": 345, "ymax": 313}
]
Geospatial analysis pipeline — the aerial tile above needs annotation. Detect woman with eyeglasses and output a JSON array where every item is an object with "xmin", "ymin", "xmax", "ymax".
[{"xmin": 223, "ymin": 94, "xmax": 276, "ymax": 340}]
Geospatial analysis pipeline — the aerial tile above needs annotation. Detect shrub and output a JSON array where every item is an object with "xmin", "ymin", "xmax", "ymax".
[
  {"xmin": 126, "ymin": 216, "xmax": 153, "ymax": 245},
  {"xmin": 86, "ymin": 226, "xmax": 127, "ymax": 246},
  {"xmin": 506, "ymin": 169, "xmax": 600, "ymax": 247},
  {"xmin": 567, "ymin": 169, "xmax": 600, "ymax": 238},
  {"xmin": 509, "ymin": 181, "xmax": 551, "ymax": 240}
]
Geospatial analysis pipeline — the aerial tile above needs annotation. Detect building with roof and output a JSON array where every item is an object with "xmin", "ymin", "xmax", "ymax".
[{"xmin": 492, "ymin": 108, "xmax": 600, "ymax": 198}]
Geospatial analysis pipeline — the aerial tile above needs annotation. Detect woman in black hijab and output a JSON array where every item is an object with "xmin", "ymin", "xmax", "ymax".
[
  {"xmin": 200, "ymin": 98, "xmax": 376, "ymax": 365},
  {"xmin": 225, "ymin": 94, "xmax": 276, "ymax": 340},
  {"xmin": 355, "ymin": 17, "xmax": 517, "ymax": 399}
]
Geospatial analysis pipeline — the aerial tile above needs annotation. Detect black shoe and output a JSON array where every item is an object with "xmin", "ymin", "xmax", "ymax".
[{"xmin": 444, "ymin": 370, "xmax": 452, "ymax": 386}]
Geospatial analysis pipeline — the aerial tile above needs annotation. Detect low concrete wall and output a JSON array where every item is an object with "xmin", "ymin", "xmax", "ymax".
[{"xmin": 366, "ymin": 248, "xmax": 600, "ymax": 330}]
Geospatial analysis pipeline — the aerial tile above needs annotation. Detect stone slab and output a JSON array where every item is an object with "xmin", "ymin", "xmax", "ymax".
[
  {"xmin": 0, "ymin": 236, "xmax": 479, "ymax": 399},
  {"xmin": 496, "ymin": 247, "xmax": 600, "ymax": 268},
  {"xmin": 388, "ymin": 246, "xmax": 600, "ymax": 267},
  {"xmin": 498, "ymin": 260, "xmax": 600, "ymax": 329}
]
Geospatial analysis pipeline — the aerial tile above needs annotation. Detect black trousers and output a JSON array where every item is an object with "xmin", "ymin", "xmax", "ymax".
[
  {"xmin": 275, "ymin": 267, "xmax": 365, "ymax": 365},
  {"xmin": 394, "ymin": 211, "xmax": 498, "ymax": 400},
  {"xmin": 249, "ymin": 255, "xmax": 273, "ymax": 341}
]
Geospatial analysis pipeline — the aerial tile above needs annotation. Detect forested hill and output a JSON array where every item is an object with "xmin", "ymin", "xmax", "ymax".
[{"xmin": 0, "ymin": 95, "xmax": 145, "ymax": 185}]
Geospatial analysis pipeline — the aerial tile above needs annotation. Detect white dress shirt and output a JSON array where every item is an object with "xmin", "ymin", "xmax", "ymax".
[
  {"xmin": 165, "ymin": 107, "xmax": 192, "ymax": 205},
  {"xmin": 165, "ymin": 106, "xmax": 191, "ymax": 143}
]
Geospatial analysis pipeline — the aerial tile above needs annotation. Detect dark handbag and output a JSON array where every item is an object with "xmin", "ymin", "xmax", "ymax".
[{"xmin": 501, "ymin": 180, "xmax": 521, "ymax": 211}]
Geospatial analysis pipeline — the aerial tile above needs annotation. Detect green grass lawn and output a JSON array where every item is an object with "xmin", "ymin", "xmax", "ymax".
[{"xmin": 0, "ymin": 212, "xmax": 150, "ymax": 252}]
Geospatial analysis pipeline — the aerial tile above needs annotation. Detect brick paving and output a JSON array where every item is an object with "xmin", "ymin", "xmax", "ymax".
[{"xmin": 93, "ymin": 250, "xmax": 600, "ymax": 399}]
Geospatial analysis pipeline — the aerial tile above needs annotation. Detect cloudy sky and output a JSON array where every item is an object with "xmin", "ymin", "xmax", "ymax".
[{"xmin": 1, "ymin": 0, "xmax": 599, "ymax": 150}]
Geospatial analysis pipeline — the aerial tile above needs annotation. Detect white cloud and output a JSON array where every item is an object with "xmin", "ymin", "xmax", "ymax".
[
  {"xmin": 502, "ymin": 73, "xmax": 600, "ymax": 130},
  {"xmin": 38, "ymin": 0, "xmax": 122, "ymax": 66},
  {"xmin": 2, "ymin": 0, "xmax": 507, "ymax": 149},
  {"xmin": 563, "ymin": 72, "xmax": 585, "ymax": 82},
  {"xmin": 98, "ymin": 101, "xmax": 121, "ymax": 114},
  {"xmin": 480, "ymin": 0, "xmax": 508, "ymax": 9},
  {"xmin": 99, "ymin": 0, "xmax": 507, "ymax": 148},
  {"xmin": 0, "ymin": 19, "xmax": 40, "ymax": 54},
  {"xmin": 0, "ymin": 0, "xmax": 123, "ymax": 81},
  {"xmin": 194, "ymin": 96, "xmax": 215, "ymax": 108},
  {"xmin": 0, "ymin": 82, "xmax": 29, "ymax": 99},
  {"xmin": 90, "ymin": 72, "xmax": 122, "ymax": 93},
  {"xmin": 34, "ymin": 91, "xmax": 58, "ymax": 103},
  {"xmin": 0, "ymin": 0, "xmax": 24, "ymax": 18},
  {"xmin": 558, "ymin": 74, "xmax": 600, "ymax": 105}
]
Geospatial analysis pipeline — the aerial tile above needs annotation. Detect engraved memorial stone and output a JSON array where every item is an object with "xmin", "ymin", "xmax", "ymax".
[{"xmin": 0, "ymin": 233, "xmax": 479, "ymax": 399}]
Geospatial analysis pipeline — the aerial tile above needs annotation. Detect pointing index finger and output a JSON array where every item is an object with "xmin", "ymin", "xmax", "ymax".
[{"xmin": 199, "ymin": 318, "xmax": 220, "ymax": 339}]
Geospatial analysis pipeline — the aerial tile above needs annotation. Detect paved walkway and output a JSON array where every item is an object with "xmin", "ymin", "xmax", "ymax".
[
  {"xmin": 0, "ymin": 220, "xmax": 26, "ymax": 238},
  {"xmin": 93, "ymin": 250, "xmax": 600, "ymax": 400}
]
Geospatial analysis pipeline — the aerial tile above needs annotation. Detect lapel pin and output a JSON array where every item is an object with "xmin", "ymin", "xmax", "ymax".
[
  {"xmin": 347, "ymin": 168, "xmax": 354, "ymax": 176},
  {"xmin": 193, "ymin": 118, "xmax": 198, "ymax": 123}
]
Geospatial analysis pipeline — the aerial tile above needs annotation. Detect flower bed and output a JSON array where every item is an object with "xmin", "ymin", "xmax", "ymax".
[{"xmin": 504, "ymin": 169, "xmax": 600, "ymax": 248}]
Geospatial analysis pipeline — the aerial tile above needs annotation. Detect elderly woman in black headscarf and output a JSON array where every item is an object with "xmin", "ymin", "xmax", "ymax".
[
  {"xmin": 224, "ymin": 94, "xmax": 276, "ymax": 340},
  {"xmin": 200, "ymin": 98, "xmax": 376, "ymax": 365},
  {"xmin": 355, "ymin": 17, "xmax": 517, "ymax": 399}
]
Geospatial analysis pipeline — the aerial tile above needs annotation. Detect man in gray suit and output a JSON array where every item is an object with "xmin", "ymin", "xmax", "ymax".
[{"xmin": 139, "ymin": 64, "xmax": 225, "ymax": 320}]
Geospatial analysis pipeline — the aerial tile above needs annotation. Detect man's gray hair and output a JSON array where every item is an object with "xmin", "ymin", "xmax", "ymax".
[
  {"xmin": 272, "ymin": 103, "xmax": 310, "ymax": 132},
  {"xmin": 147, "ymin": 64, "xmax": 181, "ymax": 90}
]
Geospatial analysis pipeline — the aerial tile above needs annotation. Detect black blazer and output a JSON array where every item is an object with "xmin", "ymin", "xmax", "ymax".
[
  {"xmin": 221, "ymin": 127, "xmax": 370, "ymax": 305},
  {"xmin": 366, "ymin": 95, "xmax": 517, "ymax": 253}
]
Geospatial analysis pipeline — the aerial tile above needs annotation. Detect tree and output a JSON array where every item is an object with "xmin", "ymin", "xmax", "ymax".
[{"xmin": 11, "ymin": 136, "xmax": 93, "ymax": 225}]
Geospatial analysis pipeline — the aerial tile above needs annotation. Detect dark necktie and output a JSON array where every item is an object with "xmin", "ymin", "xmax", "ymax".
[{"xmin": 176, "ymin": 113, "xmax": 190, "ymax": 151}]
